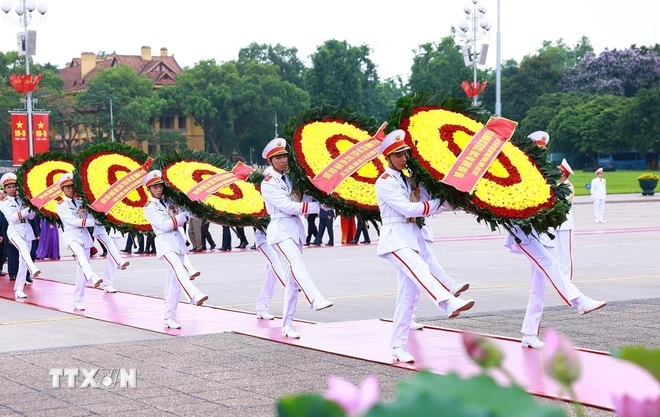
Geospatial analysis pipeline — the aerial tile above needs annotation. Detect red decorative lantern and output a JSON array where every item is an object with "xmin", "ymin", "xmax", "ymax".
[
  {"xmin": 9, "ymin": 74, "xmax": 42, "ymax": 94},
  {"xmin": 461, "ymin": 81, "xmax": 488, "ymax": 98}
]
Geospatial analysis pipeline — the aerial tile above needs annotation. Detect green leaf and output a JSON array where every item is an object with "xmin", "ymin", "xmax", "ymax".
[
  {"xmin": 365, "ymin": 394, "xmax": 492, "ymax": 417},
  {"xmin": 612, "ymin": 346, "xmax": 660, "ymax": 382},
  {"xmin": 393, "ymin": 371, "xmax": 565, "ymax": 417},
  {"xmin": 277, "ymin": 394, "xmax": 347, "ymax": 417}
]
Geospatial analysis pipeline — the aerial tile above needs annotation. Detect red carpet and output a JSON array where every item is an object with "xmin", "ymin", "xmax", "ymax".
[{"xmin": 2, "ymin": 278, "xmax": 658, "ymax": 411}]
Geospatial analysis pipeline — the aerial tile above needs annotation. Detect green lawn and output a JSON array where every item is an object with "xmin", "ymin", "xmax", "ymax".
[{"xmin": 569, "ymin": 170, "xmax": 658, "ymax": 196}]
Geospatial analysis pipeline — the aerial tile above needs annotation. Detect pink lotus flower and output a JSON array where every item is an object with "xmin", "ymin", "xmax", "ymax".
[
  {"xmin": 612, "ymin": 394, "xmax": 660, "ymax": 417},
  {"xmin": 461, "ymin": 331, "xmax": 503, "ymax": 369},
  {"xmin": 325, "ymin": 376, "xmax": 379, "ymax": 417},
  {"xmin": 543, "ymin": 328, "xmax": 581, "ymax": 386}
]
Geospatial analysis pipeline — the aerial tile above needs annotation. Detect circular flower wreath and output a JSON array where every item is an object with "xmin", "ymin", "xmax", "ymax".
[
  {"xmin": 154, "ymin": 150, "xmax": 268, "ymax": 228},
  {"xmin": 388, "ymin": 92, "xmax": 571, "ymax": 235},
  {"xmin": 75, "ymin": 142, "xmax": 152, "ymax": 233},
  {"xmin": 16, "ymin": 151, "xmax": 75, "ymax": 225},
  {"xmin": 284, "ymin": 107, "xmax": 385, "ymax": 222}
]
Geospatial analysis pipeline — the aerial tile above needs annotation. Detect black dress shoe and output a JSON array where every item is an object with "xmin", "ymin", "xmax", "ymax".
[
  {"xmin": 326, "ymin": 243, "xmax": 334, "ymax": 247},
  {"xmin": 26, "ymin": 275, "xmax": 33, "ymax": 283},
  {"xmin": 210, "ymin": 245, "xmax": 216, "ymax": 250},
  {"xmin": 120, "ymin": 249, "xmax": 131, "ymax": 254},
  {"xmin": 312, "ymin": 242, "xmax": 321, "ymax": 246},
  {"xmin": 350, "ymin": 240, "xmax": 358, "ymax": 244},
  {"xmin": 220, "ymin": 247, "xmax": 231, "ymax": 251},
  {"xmin": 250, "ymin": 244, "xmax": 256, "ymax": 250},
  {"xmin": 362, "ymin": 241, "xmax": 371, "ymax": 244},
  {"xmin": 135, "ymin": 250, "xmax": 144, "ymax": 254},
  {"xmin": 9, "ymin": 275, "xmax": 16, "ymax": 281}
]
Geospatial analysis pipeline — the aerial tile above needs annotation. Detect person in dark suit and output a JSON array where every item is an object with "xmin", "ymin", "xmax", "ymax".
[
  {"xmin": 351, "ymin": 217, "xmax": 371, "ymax": 244},
  {"xmin": 234, "ymin": 226, "xmax": 249, "ymax": 249},
  {"xmin": 201, "ymin": 221, "xmax": 216, "ymax": 250},
  {"xmin": 313, "ymin": 204, "xmax": 335, "ymax": 246},
  {"xmin": 304, "ymin": 213, "xmax": 318, "ymax": 246}
]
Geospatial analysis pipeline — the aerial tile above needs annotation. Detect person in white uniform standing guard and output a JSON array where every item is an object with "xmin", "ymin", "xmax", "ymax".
[
  {"xmin": 555, "ymin": 159, "xmax": 575, "ymax": 280},
  {"xmin": 260, "ymin": 138, "xmax": 333, "ymax": 339},
  {"xmin": 0, "ymin": 173, "xmax": 41, "ymax": 299},
  {"xmin": 142, "ymin": 170, "xmax": 207, "ymax": 329},
  {"xmin": 590, "ymin": 168, "xmax": 607, "ymax": 223},
  {"xmin": 505, "ymin": 132, "xmax": 606, "ymax": 349},
  {"xmin": 375, "ymin": 130, "xmax": 475, "ymax": 363},
  {"xmin": 54, "ymin": 173, "xmax": 103, "ymax": 310}
]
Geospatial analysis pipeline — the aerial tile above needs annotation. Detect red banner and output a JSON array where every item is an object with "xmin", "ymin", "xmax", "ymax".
[
  {"xmin": 32, "ymin": 113, "xmax": 50, "ymax": 155},
  {"xmin": 310, "ymin": 122, "xmax": 387, "ymax": 195},
  {"xmin": 30, "ymin": 182, "xmax": 63, "ymax": 209},
  {"xmin": 11, "ymin": 113, "xmax": 28, "ymax": 166},
  {"xmin": 441, "ymin": 117, "xmax": 518, "ymax": 193},
  {"xmin": 90, "ymin": 157, "xmax": 154, "ymax": 213},
  {"xmin": 186, "ymin": 162, "xmax": 254, "ymax": 202}
]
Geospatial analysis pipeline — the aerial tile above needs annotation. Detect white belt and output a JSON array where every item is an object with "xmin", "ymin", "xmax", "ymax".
[
  {"xmin": 382, "ymin": 217, "xmax": 415, "ymax": 225},
  {"xmin": 271, "ymin": 213, "xmax": 297, "ymax": 219}
]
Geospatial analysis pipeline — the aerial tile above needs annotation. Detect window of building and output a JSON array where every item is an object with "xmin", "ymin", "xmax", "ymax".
[
  {"xmin": 159, "ymin": 116, "xmax": 173, "ymax": 130},
  {"xmin": 178, "ymin": 116, "xmax": 187, "ymax": 132}
]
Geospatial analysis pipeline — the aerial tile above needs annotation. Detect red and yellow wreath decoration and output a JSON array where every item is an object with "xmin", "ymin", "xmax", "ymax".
[
  {"xmin": 286, "ymin": 109, "xmax": 384, "ymax": 221},
  {"xmin": 16, "ymin": 151, "xmax": 75, "ymax": 224},
  {"xmin": 76, "ymin": 143, "xmax": 152, "ymax": 232},
  {"xmin": 155, "ymin": 150, "xmax": 267, "ymax": 228}
]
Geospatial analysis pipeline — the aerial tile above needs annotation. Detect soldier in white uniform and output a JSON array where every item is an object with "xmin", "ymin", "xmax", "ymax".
[
  {"xmin": 590, "ymin": 168, "xmax": 607, "ymax": 223},
  {"xmin": 142, "ymin": 170, "xmax": 207, "ymax": 329},
  {"xmin": 0, "ymin": 173, "xmax": 41, "ymax": 299},
  {"xmin": 555, "ymin": 159, "xmax": 575, "ymax": 280},
  {"xmin": 505, "ymin": 132, "xmax": 606, "ymax": 349},
  {"xmin": 93, "ymin": 225, "xmax": 130, "ymax": 293},
  {"xmin": 375, "ymin": 130, "xmax": 475, "ymax": 363},
  {"xmin": 54, "ymin": 173, "xmax": 103, "ymax": 310},
  {"xmin": 260, "ymin": 138, "xmax": 333, "ymax": 339}
]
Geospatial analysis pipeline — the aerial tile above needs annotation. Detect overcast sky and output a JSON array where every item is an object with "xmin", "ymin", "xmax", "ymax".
[{"xmin": 1, "ymin": 0, "xmax": 658, "ymax": 80}]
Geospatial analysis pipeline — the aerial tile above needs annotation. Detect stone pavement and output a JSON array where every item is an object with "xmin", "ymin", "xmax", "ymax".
[{"xmin": 0, "ymin": 194, "xmax": 657, "ymax": 416}]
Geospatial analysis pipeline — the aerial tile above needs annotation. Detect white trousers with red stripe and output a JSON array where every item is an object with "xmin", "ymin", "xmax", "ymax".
[
  {"xmin": 554, "ymin": 230, "xmax": 574, "ymax": 281},
  {"xmin": 98, "ymin": 235, "xmax": 126, "ymax": 288},
  {"xmin": 256, "ymin": 242, "xmax": 287, "ymax": 315},
  {"xmin": 382, "ymin": 247, "xmax": 452, "ymax": 349},
  {"xmin": 9, "ymin": 235, "xmax": 39, "ymax": 293},
  {"xmin": 409, "ymin": 242, "xmax": 460, "ymax": 319},
  {"xmin": 517, "ymin": 239, "xmax": 583, "ymax": 336},
  {"xmin": 273, "ymin": 238, "xmax": 323, "ymax": 328},
  {"xmin": 67, "ymin": 241, "xmax": 99, "ymax": 304},
  {"xmin": 162, "ymin": 251, "xmax": 203, "ymax": 320}
]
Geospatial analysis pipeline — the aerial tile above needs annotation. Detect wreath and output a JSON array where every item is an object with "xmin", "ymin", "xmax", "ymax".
[
  {"xmin": 15, "ymin": 151, "xmax": 76, "ymax": 226},
  {"xmin": 283, "ymin": 106, "xmax": 385, "ymax": 223},
  {"xmin": 153, "ymin": 149, "xmax": 268, "ymax": 229},
  {"xmin": 388, "ymin": 92, "xmax": 570, "ymax": 235},
  {"xmin": 75, "ymin": 142, "xmax": 153, "ymax": 233}
]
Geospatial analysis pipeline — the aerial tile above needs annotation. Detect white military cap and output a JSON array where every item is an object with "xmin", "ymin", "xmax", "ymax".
[
  {"xmin": 142, "ymin": 170, "xmax": 165, "ymax": 188},
  {"xmin": 595, "ymin": 167, "xmax": 604, "ymax": 174},
  {"xmin": 559, "ymin": 158, "xmax": 573, "ymax": 177},
  {"xmin": 56, "ymin": 172, "xmax": 75, "ymax": 188},
  {"xmin": 262, "ymin": 138, "xmax": 288, "ymax": 159},
  {"xmin": 378, "ymin": 129, "xmax": 410, "ymax": 157},
  {"xmin": 0, "ymin": 173, "xmax": 17, "ymax": 187},
  {"xmin": 528, "ymin": 131, "xmax": 550, "ymax": 147}
]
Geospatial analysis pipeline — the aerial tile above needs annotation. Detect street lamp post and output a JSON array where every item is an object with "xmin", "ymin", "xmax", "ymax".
[
  {"xmin": 2, "ymin": 0, "xmax": 48, "ymax": 157},
  {"xmin": 458, "ymin": 0, "xmax": 491, "ymax": 106}
]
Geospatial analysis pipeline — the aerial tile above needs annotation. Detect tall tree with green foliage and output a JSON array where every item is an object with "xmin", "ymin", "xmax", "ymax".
[
  {"xmin": 305, "ymin": 40, "xmax": 383, "ymax": 117},
  {"xmin": 408, "ymin": 35, "xmax": 472, "ymax": 98},
  {"xmin": 619, "ymin": 87, "xmax": 660, "ymax": 154},
  {"xmin": 237, "ymin": 42, "xmax": 306, "ymax": 88},
  {"xmin": 76, "ymin": 64, "xmax": 164, "ymax": 144}
]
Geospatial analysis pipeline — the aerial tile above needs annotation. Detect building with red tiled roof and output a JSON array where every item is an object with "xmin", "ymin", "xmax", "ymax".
[{"xmin": 58, "ymin": 46, "xmax": 203, "ymax": 152}]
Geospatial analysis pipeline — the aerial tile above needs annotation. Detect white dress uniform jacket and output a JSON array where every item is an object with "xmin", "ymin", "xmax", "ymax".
[
  {"xmin": 590, "ymin": 177, "xmax": 607, "ymax": 200},
  {"xmin": 56, "ymin": 196, "xmax": 95, "ymax": 249},
  {"xmin": 557, "ymin": 180, "xmax": 575, "ymax": 231},
  {"xmin": 142, "ymin": 196, "xmax": 189, "ymax": 259},
  {"xmin": 375, "ymin": 167, "xmax": 442, "ymax": 256},
  {"xmin": 260, "ymin": 170, "xmax": 320, "ymax": 246},
  {"xmin": 0, "ymin": 195, "xmax": 36, "ymax": 241}
]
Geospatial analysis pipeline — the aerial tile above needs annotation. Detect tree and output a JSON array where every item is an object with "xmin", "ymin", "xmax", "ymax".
[
  {"xmin": 237, "ymin": 42, "xmax": 306, "ymax": 88},
  {"xmin": 305, "ymin": 40, "xmax": 383, "ymax": 117},
  {"xmin": 500, "ymin": 55, "xmax": 565, "ymax": 123},
  {"xmin": 559, "ymin": 46, "xmax": 660, "ymax": 97},
  {"xmin": 619, "ymin": 87, "xmax": 660, "ymax": 153},
  {"xmin": 408, "ymin": 34, "xmax": 472, "ymax": 98},
  {"xmin": 549, "ymin": 94, "xmax": 630, "ymax": 155},
  {"xmin": 76, "ymin": 64, "xmax": 164, "ymax": 144},
  {"xmin": 520, "ymin": 92, "xmax": 592, "ymax": 152}
]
